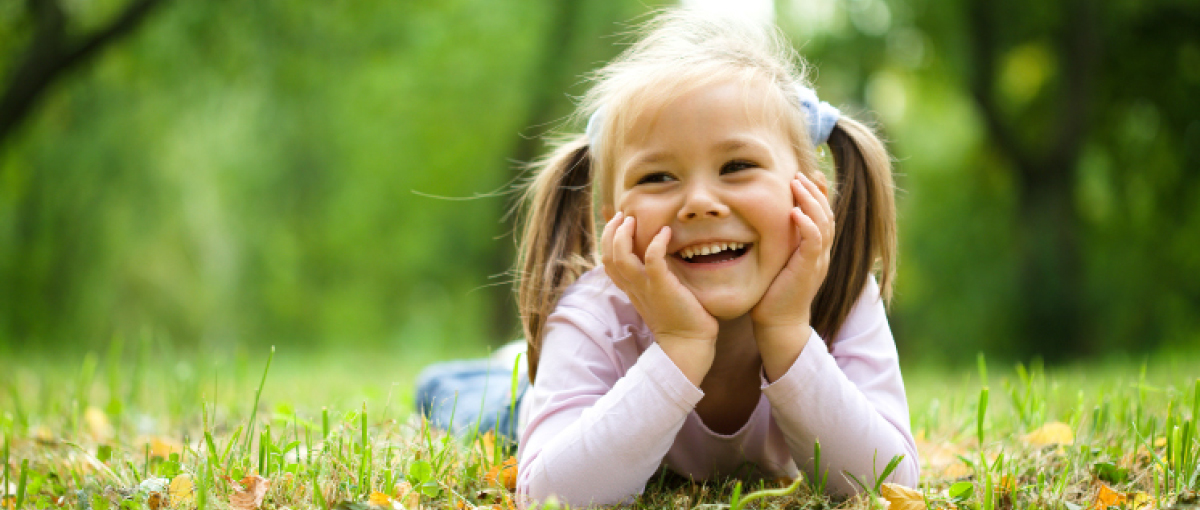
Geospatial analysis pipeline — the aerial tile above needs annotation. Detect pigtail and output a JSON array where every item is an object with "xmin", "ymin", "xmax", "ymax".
[
  {"xmin": 811, "ymin": 117, "xmax": 897, "ymax": 345},
  {"xmin": 516, "ymin": 135, "xmax": 598, "ymax": 383}
]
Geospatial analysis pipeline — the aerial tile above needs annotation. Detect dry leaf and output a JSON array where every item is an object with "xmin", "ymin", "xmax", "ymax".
[
  {"xmin": 481, "ymin": 431, "xmax": 497, "ymax": 460},
  {"xmin": 881, "ymin": 483, "xmax": 926, "ymax": 510},
  {"xmin": 169, "ymin": 474, "xmax": 195, "ymax": 507},
  {"xmin": 1130, "ymin": 492, "xmax": 1155, "ymax": 510},
  {"xmin": 394, "ymin": 482, "xmax": 418, "ymax": 510},
  {"xmin": 1023, "ymin": 422, "xmax": 1075, "ymax": 447},
  {"xmin": 136, "ymin": 436, "xmax": 184, "ymax": 459},
  {"xmin": 147, "ymin": 492, "xmax": 166, "ymax": 510},
  {"xmin": 485, "ymin": 457, "xmax": 518, "ymax": 491},
  {"xmin": 369, "ymin": 492, "xmax": 403, "ymax": 506},
  {"xmin": 229, "ymin": 474, "xmax": 271, "ymax": 510},
  {"xmin": 2, "ymin": 496, "xmax": 15, "ymax": 510},
  {"xmin": 85, "ymin": 407, "xmax": 114, "ymax": 440},
  {"xmin": 916, "ymin": 438, "xmax": 971, "ymax": 479},
  {"xmin": 1093, "ymin": 484, "xmax": 1126, "ymax": 510}
]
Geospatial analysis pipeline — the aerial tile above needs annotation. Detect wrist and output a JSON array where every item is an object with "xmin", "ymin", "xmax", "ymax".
[
  {"xmin": 753, "ymin": 321, "xmax": 812, "ymax": 383},
  {"xmin": 656, "ymin": 334, "xmax": 717, "ymax": 386}
]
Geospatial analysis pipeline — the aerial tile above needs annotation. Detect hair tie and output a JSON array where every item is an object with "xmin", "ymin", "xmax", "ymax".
[
  {"xmin": 585, "ymin": 83, "xmax": 840, "ymax": 150},
  {"xmin": 794, "ymin": 84, "xmax": 840, "ymax": 147}
]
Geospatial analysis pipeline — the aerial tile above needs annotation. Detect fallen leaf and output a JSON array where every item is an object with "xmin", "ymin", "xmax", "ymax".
[
  {"xmin": 169, "ymin": 474, "xmax": 195, "ymax": 507},
  {"xmin": 368, "ymin": 491, "xmax": 399, "ymax": 509},
  {"xmin": 229, "ymin": 474, "xmax": 271, "ymax": 510},
  {"xmin": 147, "ymin": 491, "xmax": 166, "ymax": 510},
  {"xmin": 1093, "ymin": 484, "xmax": 1126, "ymax": 510},
  {"xmin": 394, "ymin": 482, "xmax": 418, "ymax": 510},
  {"xmin": 881, "ymin": 483, "xmax": 926, "ymax": 510},
  {"xmin": 916, "ymin": 438, "xmax": 971, "ymax": 479},
  {"xmin": 484, "ymin": 457, "xmax": 518, "ymax": 491},
  {"xmin": 1130, "ymin": 492, "xmax": 1154, "ymax": 510},
  {"xmin": 85, "ymin": 407, "xmax": 114, "ymax": 440},
  {"xmin": 2, "ymin": 496, "xmax": 14, "ymax": 510},
  {"xmin": 135, "ymin": 436, "xmax": 184, "ymax": 459},
  {"xmin": 481, "ymin": 431, "xmax": 497, "ymax": 460},
  {"xmin": 1023, "ymin": 422, "xmax": 1075, "ymax": 447}
]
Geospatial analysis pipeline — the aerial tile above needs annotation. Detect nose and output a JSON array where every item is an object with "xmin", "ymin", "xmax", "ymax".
[{"xmin": 678, "ymin": 182, "xmax": 730, "ymax": 220}]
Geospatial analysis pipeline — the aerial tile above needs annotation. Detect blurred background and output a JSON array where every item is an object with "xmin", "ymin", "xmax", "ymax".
[{"xmin": 1, "ymin": 0, "xmax": 1197, "ymax": 367}]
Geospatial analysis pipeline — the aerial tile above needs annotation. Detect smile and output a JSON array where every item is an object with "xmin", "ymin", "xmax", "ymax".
[{"xmin": 674, "ymin": 242, "xmax": 752, "ymax": 264}]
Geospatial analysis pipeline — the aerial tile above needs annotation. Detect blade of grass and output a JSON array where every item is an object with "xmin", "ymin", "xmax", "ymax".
[
  {"xmin": 14, "ymin": 459, "xmax": 27, "ymax": 510},
  {"xmin": 244, "ymin": 346, "xmax": 276, "ymax": 458}
]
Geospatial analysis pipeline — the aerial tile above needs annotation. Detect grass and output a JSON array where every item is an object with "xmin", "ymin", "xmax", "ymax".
[{"xmin": 1, "ymin": 343, "xmax": 1199, "ymax": 510}]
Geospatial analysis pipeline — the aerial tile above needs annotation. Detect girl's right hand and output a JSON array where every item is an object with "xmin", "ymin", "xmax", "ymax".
[{"xmin": 602, "ymin": 212, "xmax": 719, "ymax": 383}]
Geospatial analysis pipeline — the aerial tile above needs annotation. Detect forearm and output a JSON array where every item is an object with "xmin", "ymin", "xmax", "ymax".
[
  {"xmin": 518, "ymin": 344, "xmax": 703, "ymax": 507},
  {"xmin": 763, "ymin": 339, "xmax": 919, "ymax": 494}
]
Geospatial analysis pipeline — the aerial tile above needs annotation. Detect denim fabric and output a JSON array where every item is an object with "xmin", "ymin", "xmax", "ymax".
[{"xmin": 415, "ymin": 357, "xmax": 528, "ymax": 444}]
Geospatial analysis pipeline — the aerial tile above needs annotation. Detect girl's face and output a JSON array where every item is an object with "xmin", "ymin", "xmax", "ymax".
[{"xmin": 605, "ymin": 80, "xmax": 805, "ymax": 320}]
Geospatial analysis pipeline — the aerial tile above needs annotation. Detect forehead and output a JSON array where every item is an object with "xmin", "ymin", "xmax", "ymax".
[{"xmin": 623, "ymin": 80, "xmax": 790, "ymax": 149}]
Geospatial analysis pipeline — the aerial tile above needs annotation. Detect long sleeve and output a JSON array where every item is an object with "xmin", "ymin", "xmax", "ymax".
[
  {"xmin": 760, "ymin": 275, "xmax": 920, "ymax": 494},
  {"xmin": 516, "ymin": 301, "xmax": 705, "ymax": 507}
]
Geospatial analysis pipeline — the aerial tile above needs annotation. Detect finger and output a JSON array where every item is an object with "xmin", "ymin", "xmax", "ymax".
[
  {"xmin": 792, "ymin": 177, "xmax": 828, "ymax": 229},
  {"xmin": 612, "ymin": 215, "xmax": 644, "ymax": 273},
  {"xmin": 600, "ymin": 211, "xmax": 624, "ymax": 266},
  {"xmin": 796, "ymin": 175, "xmax": 833, "ymax": 241},
  {"xmin": 810, "ymin": 173, "xmax": 836, "ymax": 230},
  {"xmin": 792, "ymin": 206, "xmax": 823, "ymax": 259},
  {"xmin": 643, "ymin": 226, "xmax": 673, "ymax": 281}
]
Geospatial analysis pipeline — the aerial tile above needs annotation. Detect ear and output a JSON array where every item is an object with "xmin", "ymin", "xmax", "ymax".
[{"xmin": 602, "ymin": 204, "xmax": 615, "ymax": 222}]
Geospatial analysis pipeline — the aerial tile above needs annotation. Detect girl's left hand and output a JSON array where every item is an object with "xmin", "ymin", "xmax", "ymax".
[{"xmin": 749, "ymin": 172, "xmax": 835, "ymax": 331}]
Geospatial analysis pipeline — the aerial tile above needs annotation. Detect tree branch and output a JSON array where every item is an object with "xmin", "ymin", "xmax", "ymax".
[{"xmin": 0, "ymin": 0, "xmax": 168, "ymax": 147}]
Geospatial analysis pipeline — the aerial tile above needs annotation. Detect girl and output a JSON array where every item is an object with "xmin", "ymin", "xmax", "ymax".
[{"xmin": 418, "ymin": 7, "xmax": 918, "ymax": 507}]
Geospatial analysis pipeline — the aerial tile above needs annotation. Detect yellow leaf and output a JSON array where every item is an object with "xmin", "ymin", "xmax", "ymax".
[
  {"xmin": 881, "ymin": 483, "xmax": 926, "ymax": 510},
  {"xmin": 229, "ymin": 474, "xmax": 271, "ymax": 510},
  {"xmin": 169, "ymin": 474, "xmax": 195, "ymax": 507},
  {"xmin": 1093, "ymin": 484, "xmax": 1126, "ymax": 510},
  {"xmin": 1023, "ymin": 422, "xmax": 1075, "ymax": 447},
  {"xmin": 369, "ymin": 491, "xmax": 395, "ymax": 509},
  {"xmin": 85, "ymin": 407, "xmax": 113, "ymax": 440},
  {"xmin": 916, "ymin": 438, "xmax": 970, "ymax": 479},
  {"xmin": 480, "ymin": 430, "xmax": 497, "ymax": 461},
  {"xmin": 1130, "ymin": 492, "xmax": 1154, "ymax": 510},
  {"xmin": 485, "ymin": 457, "xmax": 518, "ymax": 491},
  {"xmin": 394, "ymin": 482, "xmax": 419, "ymax": 510},
  {"xmin": 136, "ymin": 436, "xmax": 184, "ymax": 459}
]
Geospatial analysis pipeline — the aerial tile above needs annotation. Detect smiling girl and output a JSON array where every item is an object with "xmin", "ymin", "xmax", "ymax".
[{"xmin": 419, "ymin": 7, "xmax": 918, "ymax": 507}]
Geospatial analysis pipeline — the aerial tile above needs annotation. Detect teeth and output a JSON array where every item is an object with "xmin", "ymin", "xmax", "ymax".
[{"xmin": 679, "ymin": 242, "xmax": 747, "ymax": 260}]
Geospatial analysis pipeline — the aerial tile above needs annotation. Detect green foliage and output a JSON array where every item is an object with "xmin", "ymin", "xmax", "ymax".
[{"xmin": 0, "ymin": 0, "xmax": 1198, "ymax": 361}]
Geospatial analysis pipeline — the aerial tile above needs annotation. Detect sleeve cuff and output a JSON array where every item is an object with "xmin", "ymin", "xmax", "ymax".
[
  {"xmin": 639, "ymin": 342, "xmax": 705, "ymax": 409},
  {"xmin": 760, "ymin": 329, "xmax": 832, "ymax": 400}
]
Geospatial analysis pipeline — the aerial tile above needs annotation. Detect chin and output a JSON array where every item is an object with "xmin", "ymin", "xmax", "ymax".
[{"xmin": 700, "ymin": 298, "xmax": 755, "ymax": 321}]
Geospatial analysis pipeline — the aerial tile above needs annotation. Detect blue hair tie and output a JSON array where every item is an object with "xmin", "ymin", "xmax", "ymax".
[
  {"xmin": 793, "ymin": 84, "xmax": 840, "ymax": 147},
  {"xmin": 585, "ymin": 83, "xmax": 839, "ymax": 150}
]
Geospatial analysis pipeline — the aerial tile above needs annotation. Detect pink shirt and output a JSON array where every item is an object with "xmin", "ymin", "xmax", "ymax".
[{"xmin": 516, "ymin": 267, "xmax": 918, "ymax": 507}]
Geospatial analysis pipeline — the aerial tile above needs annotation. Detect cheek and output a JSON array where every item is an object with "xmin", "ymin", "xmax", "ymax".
[{"xmin": 617, "ymin": 200, "xmax": 668, "ymax": 258}]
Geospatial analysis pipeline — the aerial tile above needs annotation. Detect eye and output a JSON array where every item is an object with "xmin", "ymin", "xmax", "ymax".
[
  {"xmin": 636, "ymin": 172, "xmax": 675, "ymax": 185},
  {"xmin": 721, "ymin": 160, "xmax": 757, "ymax": 174}
]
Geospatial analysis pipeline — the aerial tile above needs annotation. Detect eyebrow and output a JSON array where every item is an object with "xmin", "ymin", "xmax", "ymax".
[{"xmin": 623, "ymin": 136, "xmax": 773, "ymax": 170}]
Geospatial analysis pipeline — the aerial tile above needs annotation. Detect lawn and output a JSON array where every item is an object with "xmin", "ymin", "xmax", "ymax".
[{"xmin": 2, "ymin": 344, "xmax": 1198, "ymax": 510}]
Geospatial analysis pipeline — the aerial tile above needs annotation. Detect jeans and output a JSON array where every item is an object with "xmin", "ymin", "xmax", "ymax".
[{"xmin": 414, "ymin": 356, "xmax": 529, "ymax": 444}]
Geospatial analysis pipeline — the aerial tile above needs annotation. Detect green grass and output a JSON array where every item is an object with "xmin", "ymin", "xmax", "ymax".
[{"xmin": 2, "ymin": 345, "xmax": 1199, "ymax": 510}]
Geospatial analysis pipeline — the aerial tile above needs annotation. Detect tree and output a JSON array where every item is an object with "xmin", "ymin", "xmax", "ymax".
[{"xmin": 0, "ymin": 0, "xmax": 169, "ymax": 147}]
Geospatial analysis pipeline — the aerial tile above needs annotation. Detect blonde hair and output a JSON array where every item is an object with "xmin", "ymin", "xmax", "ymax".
[{"xmin": 516, "ymin": 9, "xmax": 897, "ymax": 382}]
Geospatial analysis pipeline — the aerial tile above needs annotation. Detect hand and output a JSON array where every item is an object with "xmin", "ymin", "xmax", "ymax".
[
  {"xmin": 750, "ymin": 172, "xmax": 835, "ymax": 332},
  {"xmin": 602, "ymin": 212, "xmax": 719, "ymax": 384}
]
